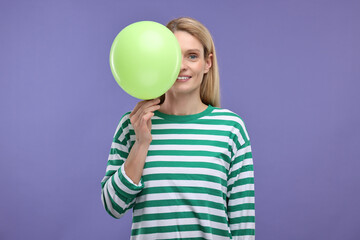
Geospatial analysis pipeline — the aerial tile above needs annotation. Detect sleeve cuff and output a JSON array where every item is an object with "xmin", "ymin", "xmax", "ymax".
[{"xmin": 119, "ymin": 164, "xmax": 144, "ymax": 191}]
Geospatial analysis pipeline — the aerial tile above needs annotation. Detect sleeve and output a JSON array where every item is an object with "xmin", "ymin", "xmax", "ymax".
[
  {"xmin": 227, "ymin": 118, "xmax": 255, "ymax": 239},
  {"xmin": 100, "ymin": 112, "xmax": 145, "ymax": 219}
]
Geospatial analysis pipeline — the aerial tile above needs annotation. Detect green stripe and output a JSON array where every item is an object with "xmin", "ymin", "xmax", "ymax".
[
  {"xmin": 228, "ymin": 164, "xmax": 253, "ymax": 180},
  {"xmin": 232, "ymin": 151, "xmax": 252, "ymax": 166},
  {"xmin": 229, "ymin": 216, "xmax": 255, "ymax": 224},
  {"xmin": 211, "ymin": 110, "xmax": 239, "ymax": 117},
  {"xmin": 105, "ymin": 170, "xmax": 116, "ymax": 177},
  {"xmin": 101, "ymin": 192, "xmax": 117, "ymax": 219},
  {"xmin": 113, "ymin": 115, "xmax": 131, "ymax": 144},
  {"xmin": 227, "ymin": 178, "xmax": 254, "ymax": 193},
  {"xmin": 109, "ymin": 148, "xmax": 128, "ymax": 159},
  {"xmin": 111, "ymin": 175, "xmax": 134, "ymax": 201},
  {"xmin": 131, "ymin": 223, "xmax": 230, "ymax": 237},
  {"xmin": 134, "ymin": 198, "xmax": 226, "ymax": 211},
  {"xmin": 118, "ymin": 168, "xmax": 144, "ymax": 192},
  {"xmin": 106, "ymin": 187, "xmax": 124, "ymax": 215},
  {"xmin": 107, "ymin": 159, "xmax": 124, "ymax": 166},
  {"xmin": 231, "ymin": 228, "xmax": 255, "ymax": 236},
  {"xmin": 229, "ymin": 190, "xmax": 255, "ymax": 200},
  {"xmin": 228, "ymin": 203, "xmax": 255, "ymax": 212},
  {"xmin": 133, "ymin": 211, "xmax": 227, "ymax": 224},
  {"xmin": 151, "ymin": 139, "xmax": 229, "ymax": 149}
]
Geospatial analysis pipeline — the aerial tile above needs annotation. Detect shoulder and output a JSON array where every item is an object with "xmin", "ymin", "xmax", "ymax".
[
  {"xmin": 211, "ymin": 106, "xmax": 248, "ymax": 127},
  {"xmin": 113, "ymin": 111, "xmax": 132, "ymax": 138},
  {"xmin": 116, "ymin": 111, "xmax": 132, "ymax": 127},
  {"xmin": 210, "ymin": 106, "xmax": 251, "ymax": 143}
]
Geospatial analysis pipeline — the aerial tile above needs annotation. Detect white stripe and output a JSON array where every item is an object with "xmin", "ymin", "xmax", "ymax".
[
  {"xmin": 201, "ymin": 115, "xmax": 241, "ymax": 122},
  {"xmin": 108, "ymin": 154, "xmax": 125, "ymax": 161},
  {"xmin": 151, "ymin": 123, "xmax": 233, "ymax": 131},
  {"xmin": 121, "ymin": 164, "xmax": 143, "ymax": 187},
  {"xmin": 143, "ymin": 167, "xmax": 227, "ymax": 180},
  {"xmin": 230, "ymin": 236, "xmax": 255, "ymax": 240},
  {"xmin": 152, "ymin": 133, "xmax": 229, "ymax": 142},
  {"xmin": 231, "ymin": 127, "xmax": 246, "ymax": 146},
  {"xmin": 130, "ymin": 229, "xmax": 229, "ymax": 240},
  {"xmin": 136, "ymin": 191, "xmax": 226, "ymax": 205},
  {"xmin": 113, "ymin": 114, "xmax": 129, "ymax": 138},
  {"xmin": 105, "ymin": 177, "xmax": 138, "ymax": 215},
  {"xmin": 101, "ymin": 176, "xmax": 109, "ymax": 183},
  {"xmin": 228, "ymin": 171, "xmax": 254, "ymax": 187},
  {"xmin": 228, "ymin": 196, "xmax": 255, "ymax": 206},
  {"xmin": 102, "ymin": 181, "xmax": 122, "ymax": 218},
  {"xmin": 132, "ymin": 217, "xmax": 229, "ymax": 231},
  {"xmin": 148, "ymin": 144, "xmax": 231, "ymax": 156},
  {"xmin": 234, "ymin": 146, "xmax": 252, "ymax": 159},
  {"xmin": 145, "ymin": 179, "xmax": 227, "ymax": 193},
  {"xmin": 105, "ymin": 165, "xmax": 121, "ymax": 172},
  {"xmin": 151, "ymin": 115, "xmax": 164, "ymax": 120},
  {"xmin": 115, "ymin": 114, "xmax": 131, "ymax": 143},
  {"xmin": 231, "ymin": 183, "xmax": 254, "ymax": 193},
  {"xmin": 133, "ymin": 205, "xmax": 228, "ymax": 219},
  {"xmin": 230, "ymin": 158, "xmax": 253, "ymax": 176},
  {"xmin": 212, "ymin": 109, "xmax": 231, "ymax": 113},
  {"xmin": 228, "ymin": 209, "xmax": 255, "ymax": 219},
  {"xmin": 105, "ymin": 177, "xmax": 127, "ymax": 207},
  {"xmin": 111, "ymin": 142, "xmax": 129, "ymax": 153},
  {"xmin": 145, "ymin": 155, "xmax": 230, "ymax": 170},
  {"xmin": 229, "ymin": 222, "xmax": 255, "ymax": 229},
  {"xmin": 210, "ymin": 109, "xmax": 250, "ymax": 141},
  {"xmin": 112, "ymin": 167, "xmax": 142, "ymax": 195}
]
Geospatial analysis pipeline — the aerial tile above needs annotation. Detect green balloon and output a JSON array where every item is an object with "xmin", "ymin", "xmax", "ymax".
[{"xmin": 109, "ymin": 21, "xmax": 181, "ymax": 100}]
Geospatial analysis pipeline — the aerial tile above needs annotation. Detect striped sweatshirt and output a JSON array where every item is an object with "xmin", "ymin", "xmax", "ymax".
[{"xmin": 101, "ymin": 105, "xmax": 255, "ymax": 240}]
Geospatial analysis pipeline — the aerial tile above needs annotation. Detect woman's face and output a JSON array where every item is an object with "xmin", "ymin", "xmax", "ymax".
[{"xmin": 167, "ymin": 31, "xmax": 212, "ymax": 97}]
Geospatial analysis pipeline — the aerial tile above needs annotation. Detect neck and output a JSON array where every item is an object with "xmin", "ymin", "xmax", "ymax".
[{"xmin": 159, "ymin": 91, "xmax": 208, "ymax": 116}]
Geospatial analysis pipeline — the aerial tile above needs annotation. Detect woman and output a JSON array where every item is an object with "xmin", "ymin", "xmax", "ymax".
[{"xmin": 101, "ymin": 17, "xmax": 255, "ymax": 240}]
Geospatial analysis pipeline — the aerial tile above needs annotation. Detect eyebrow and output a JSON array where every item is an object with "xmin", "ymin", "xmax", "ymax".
[{"xmin": 184, "ymin": 49, "xmax": 201, "ymax": 53}]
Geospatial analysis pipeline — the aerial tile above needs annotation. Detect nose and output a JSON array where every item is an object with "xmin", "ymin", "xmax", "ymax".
[{"xmin": 180, "ymin": 56, "xmax": 187, "ymax": 72}]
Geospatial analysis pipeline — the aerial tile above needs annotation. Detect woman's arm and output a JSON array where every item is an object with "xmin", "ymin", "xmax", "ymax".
[
  {"xmin": 124, "ymin": 98, "xmax": 160, "ymax": 184},
  {"xmin": 227, "ymin": 118, "xmax": 255, "ymax": 239},
  {"xmin": 100, "ymin": 99, "xmax": 160, "ymax": 218},
  {"xmin": 227, "ymin": 142, "xmax": 255, "ymax": 239}
]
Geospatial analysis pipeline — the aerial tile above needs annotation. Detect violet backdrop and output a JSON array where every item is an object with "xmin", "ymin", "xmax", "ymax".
[{"xmin": 1, "ymin": 0, "xmax": 359, "ymax": 239}]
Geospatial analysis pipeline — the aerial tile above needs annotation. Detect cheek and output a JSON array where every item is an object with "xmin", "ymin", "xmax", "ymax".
[{"xmin": 193, "ymin": 62, "xmax": 206, "ymax": 75}]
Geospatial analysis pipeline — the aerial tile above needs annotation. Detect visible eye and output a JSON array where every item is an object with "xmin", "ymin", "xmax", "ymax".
[{"xmin": 188, "ymin": 54, "xmax": 198, "ymax": 60}]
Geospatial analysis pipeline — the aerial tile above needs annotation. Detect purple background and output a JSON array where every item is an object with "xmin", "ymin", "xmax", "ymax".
[{"xmin": 1, "ymin": 0, "xmax": 359, "ymax": 239}]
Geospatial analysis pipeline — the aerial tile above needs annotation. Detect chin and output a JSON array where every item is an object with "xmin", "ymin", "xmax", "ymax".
[{"xmin": 171, "ymin": 86, "xmax": 200, "ymax": 95}]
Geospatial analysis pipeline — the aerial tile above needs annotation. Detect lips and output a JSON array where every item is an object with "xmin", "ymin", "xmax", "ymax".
[{"xmin": 176, "ymin": 75, "xmax": 191, "ymax": 82}]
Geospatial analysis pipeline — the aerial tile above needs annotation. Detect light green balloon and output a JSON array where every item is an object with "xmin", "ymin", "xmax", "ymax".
[{"xmin": 109, "ymin": 21, "xmax": 181, "ymax": 100}]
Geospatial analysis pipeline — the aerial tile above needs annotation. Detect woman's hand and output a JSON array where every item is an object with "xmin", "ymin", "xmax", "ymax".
[{"xmin": 129, "ymin": 98, "xmax": 161, "ymax": 145}]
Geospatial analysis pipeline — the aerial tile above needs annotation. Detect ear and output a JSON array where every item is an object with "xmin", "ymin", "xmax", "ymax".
[{"xmin": 204, "ymin": 53, "xmax": 213, "ymax": 74}]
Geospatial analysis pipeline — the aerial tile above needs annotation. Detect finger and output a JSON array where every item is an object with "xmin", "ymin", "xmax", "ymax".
[
  {"xmin": 131, "ymin": 99, "xmax": 160, "ymax": 123},
  {"xmin": 140, "ymin": 111, "xmax": 154, "ymax": 129},
  {"xmin": 130, "ymin": 100, "xmax": 148, "ymax": 118},
  {"xmin": 140, "ymin": 98, "xmax": 161, "ymax": 111},
  {"xmin": 146, "ymin": 112, "xmax": 154, "ymax": 130},
  {"xmin": 143, "ymin": 104, "xmax": 161, "ymax": 114}
]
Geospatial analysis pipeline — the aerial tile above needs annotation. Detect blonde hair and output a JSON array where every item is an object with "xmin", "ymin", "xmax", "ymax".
[{"xmin": 159, "ymin": 17, "xmax": 221, "ymax": 108}]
